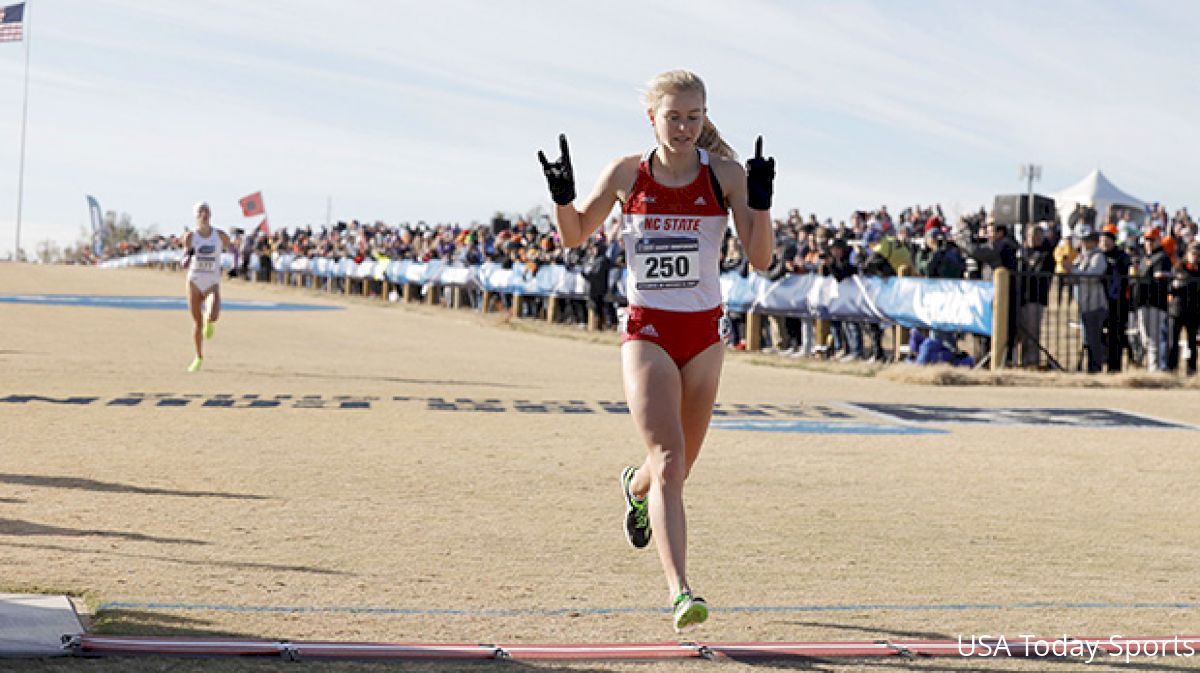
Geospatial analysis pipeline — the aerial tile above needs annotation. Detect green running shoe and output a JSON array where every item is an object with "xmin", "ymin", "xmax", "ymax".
[
  {"xmin": 620, "ymin": 466, "xmax": 651, "ymax": 549},
  {"xmin": 672, "ymin": 591, "xmax": 708, "ymax": 632},
  {"xmin": 204, "ymin": 320, "xmax": 215, "ymax": 340},
  {"xmin": 187, "ymin": 356, "xmax": 203, "ymax": 372}
]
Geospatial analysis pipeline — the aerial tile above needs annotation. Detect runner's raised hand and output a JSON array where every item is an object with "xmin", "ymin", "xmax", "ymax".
[
  {"xmin": 537, "ymin": 134, "xmax": 577, "ymax": 206},
  {"xmin": 745, "ymin": 135, "xmax": 774, "ymax": 211}
]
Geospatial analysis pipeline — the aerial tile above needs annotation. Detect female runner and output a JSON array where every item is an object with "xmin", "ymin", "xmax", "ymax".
[
  {"xmin": 183, "ymin": 201, "xmax": 231, "ymax": 372},
  {"xmin": 538, "ymin": 70, "xmax": 774, "ymax": 630}
]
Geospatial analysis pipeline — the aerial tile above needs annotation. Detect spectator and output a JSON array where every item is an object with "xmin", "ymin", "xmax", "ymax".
[
  {"xmin": 894, "ymin": 224, "xmax": 918, "ymax": 262},
  {"xmin": 581, "ymin": 239, "xmax": 614, "ymax": 329},
  {"xmin": 720, "ymin": 234, "xmax": 750, "ymax": 348},
  {"xmin": 1072, "ymin": 230, "xmax": 1108, "ymax": 373},
  {"xmin": 1016, "ymin": 225, "xmax": 1054, "ymax": 368},
  {"xmin": 858, "ymin": 231, "xmax": 909, "ymax": 361},
  {"xmin": 763, "ymin": 239, "xmax": 800, "ymax": 353},
  {"xmin": 239, "ymin": 227, "xmax": 257, "ymax": 278},
  {"xmin": 1116, "ymin": 208, "xmax": 1140, "ymax": 247},
  {"xmin": 1133, "ymin": 228, "xmax": 1172, "ymax": 371},
  {"xmin": 955, "ymin": 220, "xmax": 1017, "ymax": 280},
  {"xmin": 1167, "ymin": 242, "xmax": 1200, "ymax": 375},
  {"xmin": 915, "ymin": 228, "xmax": 964, "ymax": 279},
  {"xmin": 1053, "ymin": 228, "xmax": 1079, "ymax": 305},
  {"xmin": 228, "ymin": 229, "xmax": 244, "ymax": 278},
  {"xmin": 908, "ymin": 329, "xmax": 974, "ymax": 367},
  {"xmin": 821, "ymin": 238, "xmax": 858, "ymax": 359},
  {"xmin": 1099, "ymin": 229, "xmax": 1133, "ymax": 372},
  {"xmin": 956, "ymin": 219, "xmax": 1017, "ymax": 362}
]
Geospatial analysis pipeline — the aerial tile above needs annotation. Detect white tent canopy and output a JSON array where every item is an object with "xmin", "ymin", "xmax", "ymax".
[{"xmin": 1050, "ymin": 169, "xmax": 1147, "ymax": 233}]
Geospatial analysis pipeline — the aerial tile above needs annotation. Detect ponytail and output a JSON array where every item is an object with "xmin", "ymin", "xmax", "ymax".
[{"xmin": 698, "ymin": 117, "xmax": 736, "ymax": 161}]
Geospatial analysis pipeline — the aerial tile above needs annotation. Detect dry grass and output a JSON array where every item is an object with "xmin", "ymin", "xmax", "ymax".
[{"xmin": 878, "ymin": 363, "xmax": 1200, "ymax": 389}]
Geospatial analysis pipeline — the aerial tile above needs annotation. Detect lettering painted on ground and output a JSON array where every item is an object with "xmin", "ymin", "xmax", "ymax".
[
  {"xmin": 850, "ymin": 403, "xmax": 1194, "ymax": 430},
  {"xmin": 0, "ymin": 394, "xmax": 850, "ymax": 419}
]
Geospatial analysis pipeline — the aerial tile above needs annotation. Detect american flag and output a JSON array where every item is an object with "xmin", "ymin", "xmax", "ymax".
[{"xmin": 0, "ymin": 3, "xmax": 23, "ymax": 43}]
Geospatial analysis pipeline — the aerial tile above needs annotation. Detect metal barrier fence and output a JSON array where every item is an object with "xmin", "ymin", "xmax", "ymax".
[{"xmin": 1011, "ymin": 271, "xmax": 1199, "ymax": 373}]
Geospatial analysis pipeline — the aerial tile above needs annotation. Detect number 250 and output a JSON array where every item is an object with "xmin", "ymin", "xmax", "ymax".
[{"xmin": 646, "ymin": 255, "xmax": 689, "ymax": 279}]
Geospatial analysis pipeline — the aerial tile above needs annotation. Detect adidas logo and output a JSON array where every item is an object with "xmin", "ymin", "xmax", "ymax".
[
  {"xmin": 642, "ymin": 196, "xmax": 656, "ymax": 204},
  {"xmin": 694, "ymin": 196, "xmax": 707, "ymax": 206},
  {"xmin": 639, "ymin": 324, "xmax": 660, "ymax": 337}
]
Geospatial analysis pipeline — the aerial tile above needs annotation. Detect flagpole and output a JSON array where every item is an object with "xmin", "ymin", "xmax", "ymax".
[{"xmin": 13, "ymin": 0, "xmax": 32, "ymax": 260}]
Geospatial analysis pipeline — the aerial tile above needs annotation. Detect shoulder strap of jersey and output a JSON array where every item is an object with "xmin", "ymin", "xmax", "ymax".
[
  {"xmin": 701, "ymin": 149, "xmax": 728, "ymax": 212},
  {"xmin": 644, "ymin": 147, "xmax": 727, "ymax": 212}
]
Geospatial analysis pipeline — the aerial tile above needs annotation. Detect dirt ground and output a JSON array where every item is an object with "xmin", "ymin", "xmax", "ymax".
[{"xmin": 2, "ymin": 262, "xmax": 1199, "ymax": 672}]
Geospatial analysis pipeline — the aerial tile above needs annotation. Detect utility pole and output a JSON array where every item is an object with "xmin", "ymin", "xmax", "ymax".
[
  {"xmin": 1017, "ymin": 163, "xmax": 1041, "ymax": 242},
  {"xmin": 12, "ymin": 1, "xmax": 33, "ymax": 260}
]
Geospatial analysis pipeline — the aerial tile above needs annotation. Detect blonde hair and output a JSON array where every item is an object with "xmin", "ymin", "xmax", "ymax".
[{"xmin": 643, "ymin": 70, "xmax": 736, "ymax": 161}]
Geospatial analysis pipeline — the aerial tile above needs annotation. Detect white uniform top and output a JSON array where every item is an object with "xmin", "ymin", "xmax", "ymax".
[
  {"xmin": 619, "ymin": 148, "xmax": 728, "ymax": 312},
  {"xmin": 186, "ymin": 228, "xmax": 224, "ymax": 287}
]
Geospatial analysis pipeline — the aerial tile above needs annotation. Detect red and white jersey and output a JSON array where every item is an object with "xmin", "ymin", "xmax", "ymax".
[{"xmin": 620, "ymin": 148, "xmax": 728, "ymax": 311}]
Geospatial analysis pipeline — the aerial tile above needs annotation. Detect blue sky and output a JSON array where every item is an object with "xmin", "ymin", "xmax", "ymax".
[{"xmin": 0, "ymin": 0, "xmax": 1197, "ymax": 256}]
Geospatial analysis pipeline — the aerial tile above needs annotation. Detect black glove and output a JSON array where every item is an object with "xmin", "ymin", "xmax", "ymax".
[
  {"xmin": 745, "ymin": 135, "xmax": 775, "ymax": 211},
  {"xmin": 537, "ymin": 134, "xmax": 576, "ymax": 206}
]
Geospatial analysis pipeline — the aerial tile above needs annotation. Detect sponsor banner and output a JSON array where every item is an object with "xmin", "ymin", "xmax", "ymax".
[{"xmin": 100, "ymin": 256, "xmax": 994, "ymax": 333}]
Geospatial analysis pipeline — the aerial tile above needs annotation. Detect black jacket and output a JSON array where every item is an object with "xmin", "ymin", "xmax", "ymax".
[
  {"xmin": 955, "ymin": 230, "xmax": 1018, "ymax": 280},
  {"xmin": 821, "ymin": 256, "xmax": 857, "ymax": 282},
  {"xmin": 1018, "ymin": 240, "xmax": 1055, "ymax": 306},
  {"xmin": 581, "ymin": 250, "xmax": 613, "ymax": 297},
  {"xmin": 1134, "ymin": 247, "xmax": 1172, "ymax": 311},
  {"xmin": 1102, "ymin": 246, "xmax": 1132, "ymax": 303},
  {"xmin": 1169, "ymin": 262, "xmax": 1200, "ymax": 319}
]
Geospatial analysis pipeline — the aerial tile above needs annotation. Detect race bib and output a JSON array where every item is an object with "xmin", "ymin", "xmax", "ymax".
[
  {"xmin": 193, "ymin": 259, "xmax": 217, "ymax": 272},
  {"xmin": 633, "ymin": 237, "xmax": 700, "ymax": 290}
]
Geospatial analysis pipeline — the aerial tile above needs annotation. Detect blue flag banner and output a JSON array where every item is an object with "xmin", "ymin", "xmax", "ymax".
[{"xmin": 86, "ymin": 195, "xmax": 105, "ymax": 256}]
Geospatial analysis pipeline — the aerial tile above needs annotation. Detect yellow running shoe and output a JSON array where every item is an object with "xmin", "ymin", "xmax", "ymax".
[
  {"xmin": 187, "ymin": 357, "xmax": 203, "ymax": 372},
  {"xmin": 672, "ymin": 592, "xmax": 708, "ymax": 632},
  {"xmin": 204, "ymin": 320, "xmax": 215, "ymax": 340}
]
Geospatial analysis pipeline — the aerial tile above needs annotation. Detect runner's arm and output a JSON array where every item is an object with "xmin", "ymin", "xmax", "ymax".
[
  {"xmin": 555, "ymin": 157, "xmax": 631, "ymax": 248},
  {"xmin": 721, "ymin": 160, "xmax": 773, "ymax": 271}
]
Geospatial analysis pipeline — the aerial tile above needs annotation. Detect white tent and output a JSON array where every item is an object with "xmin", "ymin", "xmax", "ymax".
[{"xmin": 1050, "ymin": 169, "xmax": 1147, "ymax": 234}]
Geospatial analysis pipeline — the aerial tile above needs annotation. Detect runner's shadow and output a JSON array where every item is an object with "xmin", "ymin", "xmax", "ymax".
[
  {"xmin": 94, "ymin": 609, "xmax": 262, "ymax": 639},
  {"xmin": 770, "ymin": 620, "xmax": 950, "ymax": 641},
  {"xmin": 1, "ymin": 539, "xmax": 344, "ymax": 576},
  {"xmin": 0, "ymin": 518, "xmax": 206, "ymax": 545},
  {"xmin": 0, "ymin": 473, "xmax": 269, "ymax": 500}
]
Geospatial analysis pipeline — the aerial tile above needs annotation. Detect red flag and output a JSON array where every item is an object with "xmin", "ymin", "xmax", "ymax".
[
  {"xmin": 257, "ymin": 217, "xmax": 269, "ymax": 235},
  {"xmin": 239, "ymin": 191, "xmax": 265, "ymax": 217}
]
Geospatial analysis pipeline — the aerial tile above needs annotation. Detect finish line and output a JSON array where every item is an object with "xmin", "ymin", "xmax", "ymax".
[
  {"xmin": 71, "ymin": 634, "xmax": 1200, "ymax": 661},
  {"xmin": 100, "ymin": 599, "xmax": 1200, "ymax": 617}
]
